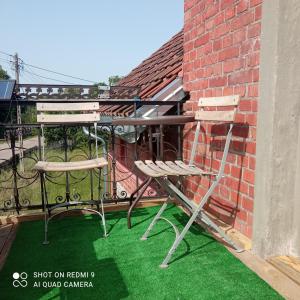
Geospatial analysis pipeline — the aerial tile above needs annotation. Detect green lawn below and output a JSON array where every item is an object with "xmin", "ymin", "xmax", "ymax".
[{"xmin": 0, "ymin": 205, "xmax": 283, "ymax": 300}]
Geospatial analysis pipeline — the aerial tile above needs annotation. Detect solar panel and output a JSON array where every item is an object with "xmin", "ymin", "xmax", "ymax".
[{"xmin": 0, "ymin": 80, "xmax": 16, "ymax": 100}]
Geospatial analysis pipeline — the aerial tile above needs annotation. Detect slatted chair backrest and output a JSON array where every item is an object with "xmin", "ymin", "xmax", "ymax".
[
  {"xmin": 36, "ymin": 102, "xmax": 100, "ymax": 124},
  {"xmin": 196, "ymin": 95, "xmax": 239, "ymax": 122},
  {"xmin": 36, "ymin": 102, "xmax": 100, "ymax": 161},
  {"xmin": 190, "ymin": 95, "xmax": 240, "ymax": 167}
]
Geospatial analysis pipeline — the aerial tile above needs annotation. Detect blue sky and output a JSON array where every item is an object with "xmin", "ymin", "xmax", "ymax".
[{"xmin": 0, "ymin": 1, "xmax": 183, "ymax": 84}]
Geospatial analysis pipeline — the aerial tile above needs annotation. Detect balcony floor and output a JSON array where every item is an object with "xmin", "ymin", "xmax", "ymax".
[{"xmin": 0, "ymin": 205, "xmax": 283, "ymax": 299}]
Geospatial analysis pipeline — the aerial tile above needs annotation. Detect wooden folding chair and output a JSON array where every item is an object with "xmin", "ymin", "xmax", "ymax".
[
  {"xmin": 134, "ymin": 95, "xmax": 243, "ymax": 268},
  {"xmin": 33, "ymin": 102, "xmax": 108, "ymax": 244}
]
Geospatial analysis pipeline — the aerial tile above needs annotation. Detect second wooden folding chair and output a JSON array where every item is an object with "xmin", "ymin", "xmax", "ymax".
[{"xmin": 134, "ymin": 95, "xmax": 243, "ymax": 268}]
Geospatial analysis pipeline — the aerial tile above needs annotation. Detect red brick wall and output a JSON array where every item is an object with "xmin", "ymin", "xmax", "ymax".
[{"xmin": 183, "ymin": 0, "xmax": 262, "ymax": 238}]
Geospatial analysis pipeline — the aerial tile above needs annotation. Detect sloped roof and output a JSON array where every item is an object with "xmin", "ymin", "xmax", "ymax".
[{"xmin": 118, "ymin": 29, "xmax": 183, "ymax": 99}]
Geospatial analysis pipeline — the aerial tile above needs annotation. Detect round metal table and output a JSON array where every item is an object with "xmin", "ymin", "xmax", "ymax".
[
  {"xmin": 112, "ymin": 115, "xmax": 195, "ymax": 159},
  {"xmin": 112, "ymin": 115, "xmax": 195, "ymax": 126}
]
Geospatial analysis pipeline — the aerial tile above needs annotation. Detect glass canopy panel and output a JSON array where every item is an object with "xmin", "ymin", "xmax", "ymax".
[{"xmin": 0, "ymin": 80, "xmax": 16, "ymax": 100}]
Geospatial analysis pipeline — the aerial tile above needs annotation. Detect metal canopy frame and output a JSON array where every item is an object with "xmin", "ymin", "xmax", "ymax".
[{"xmin": 109, "ymin": 78, "xmax": 187, "ymax": 143}]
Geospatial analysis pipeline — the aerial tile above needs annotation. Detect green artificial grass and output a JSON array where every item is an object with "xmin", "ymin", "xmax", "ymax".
[{"xmin": 0, "ymin": 205, "xmax": 283, "ymax": 300}]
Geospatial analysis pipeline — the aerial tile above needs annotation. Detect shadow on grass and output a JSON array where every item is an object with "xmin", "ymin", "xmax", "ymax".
[
  {"xmin": 46, "ymin": 258, "xmax": 128, "ymax": 300},
  {"xmin": 0, "ymin": 216, "xmax": 129, "ymax": 300},
  {"xmin": 168, "ymin": 240, "xmax": 216, "ymax": 266},
  {"xmin": 46, "ymin": 206, "xmax": 151, "ymax": 237},
  {"xmin": 129, "ymin": 204, "xmax": 175, "ymax": 229},
  {"xmin": 138, "ymin": 207, "xmax": 217, "ymax": 267}
]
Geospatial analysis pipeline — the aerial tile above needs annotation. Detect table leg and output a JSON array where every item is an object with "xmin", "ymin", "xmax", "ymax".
[
  {"xmin": 127, "ymin": 177, "xmax": 153, "ymax": 229},
  {"xmin": 160, "ymin": 124, "xmax": 164, "ymax": 160}
]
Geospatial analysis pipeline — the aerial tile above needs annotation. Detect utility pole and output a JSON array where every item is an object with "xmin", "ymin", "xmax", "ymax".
[
  {"xmin": 14, "ymin": 53, "xmax": 20, "ymax": 84},
  {"xmin": 14, "ymin": 53, "xmax": 24, "ymax": 172}
]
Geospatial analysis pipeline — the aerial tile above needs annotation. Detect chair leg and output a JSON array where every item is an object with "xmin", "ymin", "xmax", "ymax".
[
  {"xmin": 41, "ymin": 173, "xmax": 49, "ymax": 245},
  {"xmin": 152, "ymin": 177, "xmax": 243, "ymax": 268},
  {"xmin": 95, "ymin": 167, "xmax": 107, "ymax": 237},
  {"xmin": 100, "ymin": 193, "xmax": 107, "ymax": 237},
  {"xmin": 159, "ymin": 208, "xmax": 200, "ymax": 268},
  {"xmin": 140, "ymin": 200, "xmax": 169, "ymax": 241},
  {"xmin": 43, "ymin": 214, "xmax": 49, "ymax": 245}
]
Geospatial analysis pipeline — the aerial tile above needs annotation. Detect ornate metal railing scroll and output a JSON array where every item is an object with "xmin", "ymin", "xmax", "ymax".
[{"xmin": 0, "ymin": 99, "xmax": 184, "ymax": 213}]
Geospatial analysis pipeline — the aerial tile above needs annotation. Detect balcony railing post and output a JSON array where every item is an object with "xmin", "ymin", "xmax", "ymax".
[
  {"xmin": 10, "ymin": 130, "xmax": 20, "ymax": 213},
  {"xmin": 159, "ymin": 124, "xmax": 164, "ymax": 160},
  {"xmin": 38, "ymin": 127, "xmax": 45, "ymax": 211},
  {"xmin": 148, "ymin": 126, "xmax": 153, "ymax": 158},
  {"xmin": 63, "ymin": 126, "xmax": 70, "ymax": 202},
  {"xmin": 111, "ymin": 125, "xmax": 117, "ymax": 201},
  {"xmin": 134, "ymin": 100, "xmax": 139, "ymax": 199},
  {"xmin": 177, "ymin": 102, "xmax": 182, "ymax": 160},
  {"xmin": 88, "ymin": 126, "xmax": 94, "ymax": 201}
]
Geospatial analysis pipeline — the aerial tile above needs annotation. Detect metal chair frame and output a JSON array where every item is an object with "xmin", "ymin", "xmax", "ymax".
[
  {"xmin": 34, "ymin": 102, "xmax": 108, "ymax": 245},
  {"xmin": 134, "ymin": 95, "xmax": 243, "ymax": 268}
]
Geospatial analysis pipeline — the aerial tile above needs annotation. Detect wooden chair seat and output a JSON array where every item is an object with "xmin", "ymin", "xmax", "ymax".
[
  {"xmin": 135, "ymin": 160, "xmax": 215, "ymax": 177},
  {"xmin": 34, "ymin": 157, "xmax": 108, "ymax": 172}
]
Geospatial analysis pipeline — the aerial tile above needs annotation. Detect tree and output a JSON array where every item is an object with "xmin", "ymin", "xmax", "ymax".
[
  {"xmin": 0, "ymin": 65, "xmax": 10, "ymax": 80},
  {"xmin": 98, "ymin": 81, "xmax": 107, "ymax": 86},
  {"xmin": 108, "ymin": 75, "xmax": 123, "ymax": 86},
  {"xmin": 46, "ymin": 81, "xmax": 110, "ymax": 146}
]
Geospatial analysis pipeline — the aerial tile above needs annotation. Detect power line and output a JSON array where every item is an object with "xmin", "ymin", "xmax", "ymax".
[
  {"xmin": 23, "ymin": 68, "xmax": 77, "ymax": 85},
  {"xmin": 22, "ymin": 62, "xmax": 97, "ymax": 84},
  {"xmin": 20, "ymin": 71, "xmax": 39, "ymax": 83},
  {"xmin": 21, "ymin": 67, "xmax": 46, "ymax": 83},
  {"xmin": 0, "ymin": 50, "xmax": 13, "ymax": 57},
  {"xmin": 0, "ymin": 57, "xmax": 12, "ymax": 64},
  {"xmin": 0, "ymin": 49, "xmax": 97, "ymax": 84},
  {"xmin": 1, "ymin": 58, "xmax": 74, "ymax": 84}
]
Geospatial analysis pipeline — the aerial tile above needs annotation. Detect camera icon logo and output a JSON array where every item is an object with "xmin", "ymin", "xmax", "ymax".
[{"xmin": 13, "ymin": 272, "xmax": 28, "ymax": 287}]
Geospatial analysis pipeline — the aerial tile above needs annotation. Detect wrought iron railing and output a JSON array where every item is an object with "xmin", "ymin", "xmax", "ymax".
[
  {"xmin": 17, "ymin": 84, "xmax": 141, "ymax": 99},
  {"xmin": 0, "ymin": 100, "xmax": 185, "ymax": 214}
]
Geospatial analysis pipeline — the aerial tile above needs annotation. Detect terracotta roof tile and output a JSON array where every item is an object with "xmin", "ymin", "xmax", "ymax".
[
  {"xmin": 118, "ymin": 29, "xmax": 183, "ymax": 99},
  {"xmin": 101, "ymin": 30, "xmax": 183, "ymax": 117}
]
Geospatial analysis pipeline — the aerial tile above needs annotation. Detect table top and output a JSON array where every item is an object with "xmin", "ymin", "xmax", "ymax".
[{"xmin": 112, "ymin": 115, "xmax": 195, "ymax": 126}]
